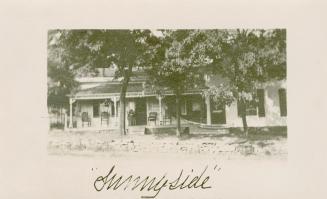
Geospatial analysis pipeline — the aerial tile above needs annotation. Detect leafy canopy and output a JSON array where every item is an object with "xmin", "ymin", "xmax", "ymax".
[
  {"xmin": 194, "ymin": 29, "xmax": 286, "ymax": 104},
  {"xmin": 145, "ymin": 30, "xmax": 210, "ymax": 93}
]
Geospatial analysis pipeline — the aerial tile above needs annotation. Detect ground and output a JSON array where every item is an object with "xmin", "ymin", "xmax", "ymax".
[{"xmin": 48, "ymin": 124, "xmax": 287, "ymax": 160}]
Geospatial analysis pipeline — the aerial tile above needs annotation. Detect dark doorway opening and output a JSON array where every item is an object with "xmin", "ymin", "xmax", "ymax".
[
  {"xmin": 211, "ymin": 101, "xmax": 226, "ymax": 124},
  {"xmin": 135, "ymin": 98, "xmax": 147, "ymax": 125}
]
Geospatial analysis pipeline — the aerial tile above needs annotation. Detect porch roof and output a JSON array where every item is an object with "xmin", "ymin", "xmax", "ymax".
[
  {"xmin": 77, "ymin": 82, "xmax": 144, "ymax": 94},
  {"xmin": 70, "ymin": 82, "xmax": 205, "ymax": 100},
  {"xmin": 70, "ymin": 82, "xmax": 143, "ymax": 99}
]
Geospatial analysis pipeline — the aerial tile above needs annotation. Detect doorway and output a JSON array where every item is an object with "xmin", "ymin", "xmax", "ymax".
[
  {"xmin": 211, "ymin": 101, "xmax": 226, "ymax": 124},
  {"xmin": 134, "ymin": 98, "xmax": 147, "ymax": 125}
]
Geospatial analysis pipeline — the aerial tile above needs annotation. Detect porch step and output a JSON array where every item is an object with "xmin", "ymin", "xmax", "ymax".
[
  {"xmin": 199, "ymin": 124, "xmax": 228, "ymax": 129},
  {"xmin": 127, "ymin": 126, "xmax": 146, "ymax": 135},
  {"xmin": 144, "ymin": 126, "xmax": 190, "ymax": 135},
  {"xmin": 198, "ymin": 124, "xmax": 230, "ymax": 134}
]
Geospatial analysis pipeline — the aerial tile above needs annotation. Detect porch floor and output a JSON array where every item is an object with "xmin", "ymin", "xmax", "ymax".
[{"xmin": 69, "ymin": 116, "xmax": 229, "ymax": 133}]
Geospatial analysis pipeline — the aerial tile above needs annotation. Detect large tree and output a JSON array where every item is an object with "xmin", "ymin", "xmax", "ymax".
[
  {"xmin": 48, "ymin": 30, "xmax": 79, "ymax": 110},
  {"xmin": 145, "ymin": 30, "xmax": 207, "ymax": 136},
  {"xmin": 198, "ymin": 29, "xmax": 286, "ymax": 136},
  {"xmin": 50, "ymin": 29, "xmax": 152, "ymax": 135}
]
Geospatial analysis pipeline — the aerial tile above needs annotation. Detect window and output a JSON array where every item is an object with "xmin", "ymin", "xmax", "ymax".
[
  {"xmin": 245, "ymin": 101, "xmax": 258, "ymax": 116},
  {"xmin": 237, "ymin": 89, "xmax": 265, "ymax": 117},
  {"xmin": 192, "ymin": 101, "xmax": 201, "ymax": 111},
  {"xmin": 278, "ymin": 89, "xmax": 287, "ymax": 116},
  {"xmin": 93, "ymin": 103, "xmax": 99, "ymax": 117},
  {"xmin": 237, "ymin": 99, "xmax": 257, "ymax": 116},
  {"xmin": 257, "ymin": 89, "xmax": 265, "ymax": 117}
]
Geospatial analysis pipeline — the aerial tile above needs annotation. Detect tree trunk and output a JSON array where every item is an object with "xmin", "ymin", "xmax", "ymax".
[
  {"xmin": 119, "ymin": 65, "xmax": 133, "ymax": 135},
  {"xmin": 240, "ymin": 100, "xmax": 248, "ymax": 136},
  {"xmin": 175, "ymin": 90, "xmax": 182, "ymax": 137},
  {"xmin": 120, "ymin": 86, "xmax": 127, "ymax": 135}
]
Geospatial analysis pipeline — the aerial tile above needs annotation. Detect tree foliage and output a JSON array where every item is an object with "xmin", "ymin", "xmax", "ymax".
[
  {"xmin": 145, "ymin": 30, "xmax": 205, "ymax": 91},
  {"xmin": 48, "ymin": 29, "xmax": 286, "ymax": 136},
  {"xmin": 47, "ymin": 30, "xmax": 78, "ymax": 107},
  {"xmin": 48, "ymin": 29, "xmax": 153, "ymax": 134},
  {"xmin": 207, "ymin": 29, "xmax": 286, "ymax": 96},
  {"xmin": 144, "ymin": 30, "xmax": 209, "ymax": 135},
  {"xmin": 195, "ymin": 29, "xmax": 286, "ymax": 135}
]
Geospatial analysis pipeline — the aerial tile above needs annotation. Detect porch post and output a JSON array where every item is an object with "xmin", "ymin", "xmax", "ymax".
[
  {"xmin": 69, "ymin": 98, "xmax": 74, "ymax": 128},
  {"xmin": 205, "ymin": 94, "xmax": 211, "ymax": 125},
  {"xmin": 158, "ymin": 95, "xmax": 162, "ymax": 125},
  {"xmin": 64, "ymin": 109, "xmax": 68, "ymax": 130},
  {"xmin": 113, "ymin": 97, "xmax": 117, "ymax": 126}
]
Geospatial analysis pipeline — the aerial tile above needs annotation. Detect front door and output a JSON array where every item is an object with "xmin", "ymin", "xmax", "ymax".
[
  {"xmin": 211, "ymin": 101, "xmax": 226, "ymax": 124},
  {"xmin": 135, "ymin": 98, "xmax": 147, "ymax": 125}
]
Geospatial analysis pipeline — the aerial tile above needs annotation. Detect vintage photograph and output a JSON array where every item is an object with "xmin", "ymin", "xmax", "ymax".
[{"xmin": 47, "ymin": 29, "xmax": 287, "ymax": 159}]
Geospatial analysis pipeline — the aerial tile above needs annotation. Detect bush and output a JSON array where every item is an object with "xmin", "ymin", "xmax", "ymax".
[{"xmin": 50, "ymin": 122, "xmax": 64, "ymax": 129}]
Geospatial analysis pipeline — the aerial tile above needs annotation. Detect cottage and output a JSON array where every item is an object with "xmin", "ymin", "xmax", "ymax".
[{"xmin": 66, "ymin": 67, "xmax": 287, "ymax": 130}]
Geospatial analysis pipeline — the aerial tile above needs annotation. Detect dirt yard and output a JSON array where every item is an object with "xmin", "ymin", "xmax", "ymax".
[{"xmin": 48, "ymin": 125, "xmax": 287, "ymax": 160}]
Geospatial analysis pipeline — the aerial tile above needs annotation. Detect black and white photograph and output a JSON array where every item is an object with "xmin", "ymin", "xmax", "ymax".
[
  {"xmin": 47, "ymin": 29, "xmax": 287, "ymax": 159},
  {"xmin": 1, "ymin": 1, "xmax": 327, "ymax": 199}
]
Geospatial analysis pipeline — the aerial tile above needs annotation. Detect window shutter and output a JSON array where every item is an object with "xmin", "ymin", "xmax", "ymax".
[
  {"xmin": 279, "ymin": 89, "xmax": 287, "ymax": 116},
  {"xmin": 237, "ymin": 100, "xmax": 242, "ymax": 117},
  {"xmin": 257, "ymin": 89, "xmax": 265, "ymax": 117},
  {"xmin": 111, "ymin": 103, "xmax": 115, "ymax": 116}
]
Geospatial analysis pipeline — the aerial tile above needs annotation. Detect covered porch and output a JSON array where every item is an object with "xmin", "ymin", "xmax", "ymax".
[
  {"xmin": 67, "ymin": 94, "xmax": 227, "ymax": 131},
  {"xmin": 66, "ymin": 82, "xmax": 226, "ymax": 131}
]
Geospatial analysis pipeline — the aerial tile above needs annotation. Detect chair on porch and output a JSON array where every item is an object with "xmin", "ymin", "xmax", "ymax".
[
  {"xmin": 101, "ymin": 112, "xmax": 109, "ymax": 126},
  {"xmin": 81, "ymin": 112, "xmax": 91, "ymax": 127},
  {"xmin": 147, "ymin": 112, "xmax": 157, "ymax": 125}
]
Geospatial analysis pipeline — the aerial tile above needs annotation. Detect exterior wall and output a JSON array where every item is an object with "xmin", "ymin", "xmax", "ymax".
[
  {"xmin": 145, "ymin": 95, "xmax": 205, "ymax": 124},
  {"xmin": 74, "ymin": 97, "xmax": 148, "ymax": 128},
  {"xmin": 225, "ymin": 80, "xmax": 287, "ymax": 127},
  {"xmin": 146, "ymin": 97, "xmax": 167, "ymax": 124},
  {"xmin": 75, "ymin": 100, "xmax": 118, "ymax": 128},
  {"xmin": 71, "ymin": 80, "xmax": 286, "ymax": 129}
]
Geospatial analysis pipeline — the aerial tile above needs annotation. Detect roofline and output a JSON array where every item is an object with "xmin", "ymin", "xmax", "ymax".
[
  {"xmin": 76, "ymin": 78, "xmax": 146, "ymax": 84},
  {"xmin": 67, "ymin": 90, "xmax": 204, "ymax": 100}
]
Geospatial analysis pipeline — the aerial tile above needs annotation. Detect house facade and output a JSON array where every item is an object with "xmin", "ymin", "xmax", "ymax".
[{"xmin": 67, "ymin": 68, "xmax": 287, "ymax": 130}]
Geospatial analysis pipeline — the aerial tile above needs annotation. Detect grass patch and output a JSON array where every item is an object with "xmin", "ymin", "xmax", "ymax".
[{"xmin": 229, "ymin": 126, "xmax": 287, "ymax": 141}]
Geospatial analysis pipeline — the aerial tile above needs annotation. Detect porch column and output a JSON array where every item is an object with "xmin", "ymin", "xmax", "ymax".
[
  {"xmin": 64, "ymin": 109, "xmax": 68, "ymax": 130},
  {"xmin": 69, "ymin": 98, "xmax": 75, "ymax": 128},
  {"xmin": 205, "ymin": 94, "xmax": 211, "ymax": 125},
  {"xmin": 158, "ymin": 96, "xmax": 162, "ymax": 125},
  {"xmin": 113, "ymin": 97, "xmax": 117, "ymax": 126}
]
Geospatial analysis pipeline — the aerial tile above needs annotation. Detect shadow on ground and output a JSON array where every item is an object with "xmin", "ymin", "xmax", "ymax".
[{"xmin": 48, "ymin": 125, "xmax": 287, "ymax": 159}]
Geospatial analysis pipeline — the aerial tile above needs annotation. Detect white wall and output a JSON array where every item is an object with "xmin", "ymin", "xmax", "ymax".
[
  {"xmin": 74, "ymin": 79, "xmax": 287, "ymax": 128},
  {"xmin": 225, "ymin": 80, "xmax": 287, "ymax": 127},
  {"xmin": 75, "ymin": 100, "xmax": 117, "ymax": 128}
]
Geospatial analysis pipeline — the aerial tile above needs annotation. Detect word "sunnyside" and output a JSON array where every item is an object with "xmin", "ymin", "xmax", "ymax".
[{"xmin": 93, "ymin": 165, "xmax": 221, "ymax": 198}]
